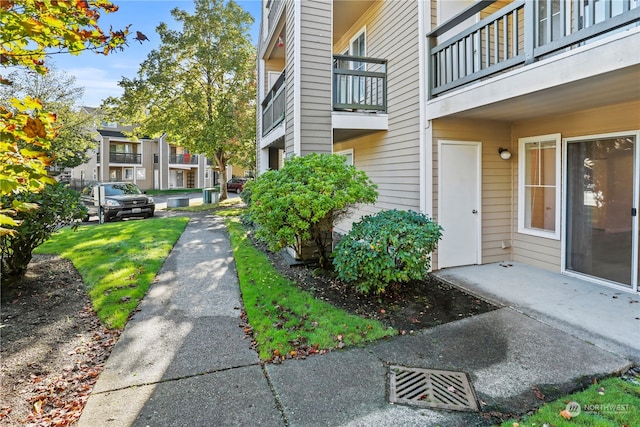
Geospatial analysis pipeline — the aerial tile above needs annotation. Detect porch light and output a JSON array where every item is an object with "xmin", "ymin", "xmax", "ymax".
[
  {"xmin": 277, "ymin": 36, "xmax": 284, "ymax": 48},
  {"xmin": 498, "ymin": 148, "xmax": 512, "ymax": 160}
]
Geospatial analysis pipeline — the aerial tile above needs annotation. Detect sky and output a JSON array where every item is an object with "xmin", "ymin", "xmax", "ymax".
[{"xmin": 51, "ymin": 0, "xmax": 262, "ymax": 108}]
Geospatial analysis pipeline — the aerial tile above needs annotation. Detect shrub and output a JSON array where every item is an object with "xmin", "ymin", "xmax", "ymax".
[
  {"xmin": 332, "ymin": 209, "xmax": 443, "ymax": 294},
  {"xmin": 0, "ymin": 182, "xmax": 87, "ymax": 285},
  {"xmin": 249, "ymin": 153, "xmax": 377, "ymax": 267}
]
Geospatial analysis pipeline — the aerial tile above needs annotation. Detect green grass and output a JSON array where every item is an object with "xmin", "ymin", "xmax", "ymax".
[
  {"xmin": 35, "ymin": 217, "xmax": 189, "ymax": 329},
  {"xmin": 499, "ymin": 376, "xmax": 640, "ymax": 427},
  {"xmin": 225, "ymin": 216, "xmax": 396, "ymax": 361}
]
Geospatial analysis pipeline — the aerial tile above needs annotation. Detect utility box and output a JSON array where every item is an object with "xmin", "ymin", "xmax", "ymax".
[{"xmin": 202, "ymin": 188, "xmax": 219, "ymax": 204}]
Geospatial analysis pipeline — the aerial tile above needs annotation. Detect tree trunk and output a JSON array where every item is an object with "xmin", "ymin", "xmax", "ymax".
[{"xmin": 215, "ymin": 153, "xmax": 228, "ymax": 201}]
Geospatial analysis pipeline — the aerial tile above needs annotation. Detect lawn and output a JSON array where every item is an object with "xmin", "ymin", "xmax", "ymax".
[
  {"xmin": 499, "ymin": 376, "xmax": 640, "ymax": 426},
  {"xmin": 34, "ymin": 216, "xmax": 189, "ymax": 329},
  {"xmin": 225, "ymin": 216, "xmax": 396, "ymax": 361}
]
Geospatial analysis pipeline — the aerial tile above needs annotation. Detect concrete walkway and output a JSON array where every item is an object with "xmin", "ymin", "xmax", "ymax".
[{"xmin": 79, "ymin": 214, "xmax": 635, "ymax": 426}]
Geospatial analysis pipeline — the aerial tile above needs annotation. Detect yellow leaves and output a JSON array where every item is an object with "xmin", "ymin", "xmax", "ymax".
[
  {"xmin": 33, "ymin": 399, "xmax": 44, "ymax": 414},
  {"xmin": 1, "ymin": 0, "xmax": 129, "ymax": 72}
]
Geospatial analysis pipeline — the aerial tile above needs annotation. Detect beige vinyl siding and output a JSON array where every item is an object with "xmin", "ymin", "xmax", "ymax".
[
  {"xmin": 511, "ymin": 100, "xmax": 640, "ymax": 272},
  {"xmin": 332, "ymin": 0, "xmax": 422, "ymax": 233},
  {"xmin": 299, "ymin": 0, "xmax": 332, "ymax": 155},
  {"xmin": 431, "ymin": 118, "xmax": 512, "ymax": 270},
  {"xmin": 284, "ymin": 0, "xmax": 296, "ymax": 156}
]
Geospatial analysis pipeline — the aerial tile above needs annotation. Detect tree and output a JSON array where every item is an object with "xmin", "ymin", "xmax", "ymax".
[
  {"xmin": 248, "ymin": 154, "xmax": 379, "ymax": 267},
  {"xmin": 1, "ymin": 0, "xmax": 137, "ymax": 234},
  {"xmin": 1, "ymin": 67, "xmax": 99, "ymax": 169},
  {"xmin": 102, "ymin": 0, "xmax": 256, "ymax": 200}
]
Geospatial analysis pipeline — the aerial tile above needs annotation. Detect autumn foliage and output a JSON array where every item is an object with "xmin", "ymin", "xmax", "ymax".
[
  {"xmin": 1, "ymin": 0, "xmax": 130, "ymax": 75},
  {"xmin": 0, "ymin": 0, "xmax": 134, "ymax": 234}
]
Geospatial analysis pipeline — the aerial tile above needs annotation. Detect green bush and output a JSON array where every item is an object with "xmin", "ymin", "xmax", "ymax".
[
  {"xmin": 249, "ymin": 153, "xmax": 377, "ymax": 267},
  {"xmin": 1, "ymin": 182, "xmax": 87, "ymax": 285},
  {"xmin": 332, "ymin": 209, "xmax": 442, "ymax": 294}
]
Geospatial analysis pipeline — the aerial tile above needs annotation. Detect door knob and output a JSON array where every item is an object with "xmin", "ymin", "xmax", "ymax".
[{"xmin": 472, "ymin": 209, "xmax": 478, "ymax": 214}]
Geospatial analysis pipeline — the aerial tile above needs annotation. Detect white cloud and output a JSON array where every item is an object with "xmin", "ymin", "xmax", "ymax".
[{"xmin": 63, "ymin": 67, "xmax": 124, "ymax": 108}]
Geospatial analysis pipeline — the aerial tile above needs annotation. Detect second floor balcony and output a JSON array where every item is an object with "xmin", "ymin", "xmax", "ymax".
[
  {"xmin": 428, "ymin": 0, "xmax": 640, "ymax": 98},
  {"xmin": 170, "ymin": 154, "xmax": 199, "ymax": 165},
  {"xmin": 98, "ymin": 152, "xmax": 141, "ymax": 164},
  {"xmin": 332, "ymin": 55, "xmax": 387, "ymax": 113},
  {"xmin": 261, "ymin": 55, "xmax": 388, "ymax": 140}
]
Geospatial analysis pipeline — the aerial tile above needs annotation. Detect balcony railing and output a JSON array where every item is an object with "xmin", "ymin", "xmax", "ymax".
[
  {"xmin": 97, "ymin": 152, "xmax": 141, "ymax": 164},
  {"xmin": 333, "ymin": 55, "xmax": 387, "ymax": 112},
  {"xmin": 262, "ymin": 70, "xmax": 286, "ymax": 136},
  {"xmin": 266, "ymin": 0, "xmax": 284, "ymax": 39},
  {"xmin": 428, "ymin": 0, "xmax": 640, "ymax": 97},
  {"xmin": 169, "ymin": 154, "xmax": 198, "ymax": 165}
]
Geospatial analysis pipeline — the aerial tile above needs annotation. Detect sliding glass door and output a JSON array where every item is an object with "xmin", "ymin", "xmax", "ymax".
[{"xmin": 565, "ymin": 134, "xmax": 638, "ymax": 289}]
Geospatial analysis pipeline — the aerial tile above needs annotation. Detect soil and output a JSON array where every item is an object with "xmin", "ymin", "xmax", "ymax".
[
  {"xmin": 0, "ymin": 236, "xmax": 496, "ymax": 426},
  {"xmin": 1, "ymin": 255, "xmax": 120, "ymax": 426},
  {"xmin": 262, "ymin": 247, "xmax": 497, "ymax": 334}
]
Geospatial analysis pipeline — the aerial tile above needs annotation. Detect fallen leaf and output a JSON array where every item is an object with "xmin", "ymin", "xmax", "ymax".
[
  {"xmin": 559, "ymin": 409, "xmax": 572, "ymax": 420},
  {"xmin": 33, "ymin": 400, "xmax": 43, "ymax": 414}
]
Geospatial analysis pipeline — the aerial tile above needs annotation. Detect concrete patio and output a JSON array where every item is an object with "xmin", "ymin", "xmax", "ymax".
[{"xmin": 433, "ymin": 261, "xmax": 640, "ymax": 363}]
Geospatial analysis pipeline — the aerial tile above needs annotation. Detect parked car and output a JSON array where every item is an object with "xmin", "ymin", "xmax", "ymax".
[
  {"xmin": 81, "ymin": 182, "xmax": 155, "ymax": 222},
  {"xmin": 226, "ymin": 177, "xmax": 249, "ymax": 193}
]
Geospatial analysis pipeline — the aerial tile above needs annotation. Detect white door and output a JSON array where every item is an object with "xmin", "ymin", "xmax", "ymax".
[{"xmin": 438, "ymin": 141, "xmax": 482, "ymax": 268}]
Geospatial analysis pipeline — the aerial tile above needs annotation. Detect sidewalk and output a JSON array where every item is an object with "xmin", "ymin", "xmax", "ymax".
[{"xmin": 78, "ymin": 213, "xmax": 634, "ymax": 427}]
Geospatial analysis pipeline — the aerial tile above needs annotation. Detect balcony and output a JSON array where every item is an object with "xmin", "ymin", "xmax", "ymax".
[
  {"xmin": 332, "ymin": 54, "xmax": 388, "ymax": 142},
  {"xmin": 333, "ymin": 55, "xmax": 387, "ymax": 112},
  {"xmin": 428, "ymin": 0, "xmax": 640, "ymax": 98},
  {"xmin": 266, "ymin": 0, "xmax": 283, "ymax": 39},
  {"xmin": 169, "ymin": 154, "xmax": 199, "ymax": 165},
  {"xmin": 97, "ymin": 152, "xmax": 141, "ymax": 164},
  {"xmin": 262, "ymin": 70, "xmax": 286, "ymax": 137}
]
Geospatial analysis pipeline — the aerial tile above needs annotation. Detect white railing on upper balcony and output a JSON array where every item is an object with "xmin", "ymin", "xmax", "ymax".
[{"xmin": 428, "ymin": 0, "xmax": 640, "ymax": 97}]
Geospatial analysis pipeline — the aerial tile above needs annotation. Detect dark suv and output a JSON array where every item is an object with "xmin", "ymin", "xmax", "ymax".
[{"xmin": 81, "ymin": 182, "xmax": 155, "ymax": 222}]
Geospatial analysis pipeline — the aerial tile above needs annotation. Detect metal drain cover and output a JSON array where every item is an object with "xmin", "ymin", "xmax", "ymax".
[{"xmin": 389, "ymin": 366, "xmax": 479, "ymax": 411}]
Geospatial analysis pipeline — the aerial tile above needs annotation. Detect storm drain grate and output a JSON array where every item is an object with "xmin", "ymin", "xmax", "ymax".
[{"xmin": 389, "ymin": 366, "xmax": 479, "ymax": 411}]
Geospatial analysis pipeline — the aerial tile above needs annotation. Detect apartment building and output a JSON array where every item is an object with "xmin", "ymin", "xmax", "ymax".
[
  {"xmin": 69, "ymin": 120, "xmax": 217, "ymax": 191},
  {"xmin": 256, "ymin": 0, "xmax": 640, "ymax": 293}
]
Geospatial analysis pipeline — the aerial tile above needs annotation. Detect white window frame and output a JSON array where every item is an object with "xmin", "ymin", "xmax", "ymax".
[
  {"xmin": 349, "ymin": 27, "xmax": 366, "ymax": 58},
  {"xmin": 136, "ymin": 167, "xmax": 146, "ymax": 180},
  {"xmin": 518, "ymin": 133, "xmax": 562, "ymax": 239},
  {"xmin": 124, "ymin": 167, "xmax": 134, "ymax": 181},
  {"xmin": 561, "ymin": 130, "xmax": 640, "ymax": 293},
  {"xmin": 334, "ymin": 148, "xmax": 354, "ymax": 166}
]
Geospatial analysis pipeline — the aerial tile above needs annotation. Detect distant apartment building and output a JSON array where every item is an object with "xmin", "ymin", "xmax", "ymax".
[
  {"xmin": 69, "ymin": 117, "xmax": 218, "ymax": 191},
  {"xmin": 256, "ymin": 0, "xmax": 640, "ymax": 292}
]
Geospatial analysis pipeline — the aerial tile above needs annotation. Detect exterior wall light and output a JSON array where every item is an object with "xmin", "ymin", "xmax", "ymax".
[{"xmin": 498, "ymin": 148, "xmax": 512, "ymax": 160}]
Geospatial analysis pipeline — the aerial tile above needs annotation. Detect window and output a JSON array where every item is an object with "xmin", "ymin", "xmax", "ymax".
[
  {"xmin": 518, "ymin": 134, "xmax": 561, "ymax": 239},
  {"xmin": 124, "ymin": 168, "xmax": 134, "ymax": 180},
  {"xmin": 136, "ymin": 168, "xmax": 146, "ymax": 180},
  {"xmin": 335, "ymin": 149, "xmax": 354, "ymax": 166}
]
